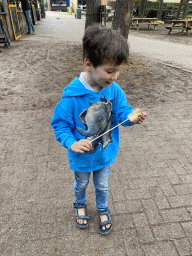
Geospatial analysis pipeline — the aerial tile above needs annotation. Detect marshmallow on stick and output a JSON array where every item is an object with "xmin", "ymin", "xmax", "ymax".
[
  {"xmin": 90, "ymin": 109, "xmax": 143, "ymax": 143},
  {"xmin": 128, "ymin": 109, "xmax": 143, "ymax": 123}
]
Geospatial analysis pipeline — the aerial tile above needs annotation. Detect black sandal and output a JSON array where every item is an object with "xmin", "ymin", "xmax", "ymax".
[
  {"xmin": 99, "ymin": 212, "xmax": 112, "ymax": 235},
  {"xmin": 74, "ymin": 204, "xmax": 92, "ymax": 229}
]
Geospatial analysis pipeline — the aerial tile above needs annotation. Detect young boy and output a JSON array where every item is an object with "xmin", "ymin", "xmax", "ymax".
[{"xmin": 51, "ymin": 25, "xmax": 147, "ymax": 235}]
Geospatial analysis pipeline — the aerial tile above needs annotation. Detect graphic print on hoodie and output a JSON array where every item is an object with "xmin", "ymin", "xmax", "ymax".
[{"xmin": 76, "ymin": 97, "xmax": 113, "ymax": 152}]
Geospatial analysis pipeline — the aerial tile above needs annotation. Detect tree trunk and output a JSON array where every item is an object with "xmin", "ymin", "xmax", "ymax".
[
  {"xmin": 182, "ymin": 0, "xmax": 190, "ymax": 19},
  {"xmin": 139, "ymin": 0, "xmax": 147, "ymax": 17},
  {"xmin": 157, "ymin": 0, "xmax": 164, "ymax": 19},
  {"xmin": 85, "ymin": 0, "xmax": 101, "ymax": 29},
  {"xmin": 112, "ymin": 0, "xmax": 135, "ymax": 39},
  {"xmin": 176, "ymin": 0, "xmax": 184, "ymax": 20},
  {"xmin": 40, "ymin": 0, "xmax": 46, "ymax": 18}
]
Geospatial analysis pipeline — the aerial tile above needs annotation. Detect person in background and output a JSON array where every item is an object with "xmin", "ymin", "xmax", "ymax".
[
  {"xmin": 136, "ymin": 7, "xmax": 139, "ymax": 16},
  {"xmin": 161, "ymin": 11, "xmax": 166, "ymax": 21},
  {"xmin": 20, "ymin": 0, "xmax": 35, "ymax": 35}
]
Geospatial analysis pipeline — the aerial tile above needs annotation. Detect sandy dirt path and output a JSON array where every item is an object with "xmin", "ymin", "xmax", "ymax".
[
  {"xmin": 29, "ymin": 11, "xmax": 192, "ymax": 73},
  {"xmin": 128, "ymin": 34, "xmax": 192, "ymax": 72}
]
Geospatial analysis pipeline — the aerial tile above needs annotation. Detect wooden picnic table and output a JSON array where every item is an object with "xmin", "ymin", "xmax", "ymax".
[
  {"xmin": 165, "ymin": 15, "xmax": 174, "ymax": 21},
  {"xmin": 165, "ymin": 19, "xmax": 192, "ymax": 35},
  {"xmin": 131, "ymin": 18, "xmax": 159, "ymax": 30}
]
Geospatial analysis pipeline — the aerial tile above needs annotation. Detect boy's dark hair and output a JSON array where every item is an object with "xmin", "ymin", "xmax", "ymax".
[{"xmin": 83, "ymin": 25, "xmax": 129, "ymax": 67}]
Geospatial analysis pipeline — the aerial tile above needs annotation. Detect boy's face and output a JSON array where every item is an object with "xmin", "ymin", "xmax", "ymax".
[{"xmin": 84, "ymin": 59, "xmax": 121, "ymax": 89}]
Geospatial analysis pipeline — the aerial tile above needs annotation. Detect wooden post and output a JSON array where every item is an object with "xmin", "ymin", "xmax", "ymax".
[
  {"xmin": 157, "ymin": 0, "xmax": 164, "ymax": 20},
  {"xmin": 3, "ymin": 0, "xmax": 14, "ymax": 40},
  {"xmin": 139, "ymin": 0, "xmax": 148, "ymax": 18},
  {"xmin": 176, "ymin": 0, "xmax": 184, "ymax": 20},
  {"xmin": 29, "ymin": 0, "xmax": 35, "ymax": 24},
  {"xmin": 182, "ymin": 0, "xmax": 190, "ymax": 19}
]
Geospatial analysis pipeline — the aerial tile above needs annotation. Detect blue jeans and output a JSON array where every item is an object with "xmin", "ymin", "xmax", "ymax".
[
  {"xmin": 24, "ymin": 10, "xmax": 35, "ymax": 33},
  {"xmin": 74, "ymin": 166, "xmax": 110, "ymax": 214}
]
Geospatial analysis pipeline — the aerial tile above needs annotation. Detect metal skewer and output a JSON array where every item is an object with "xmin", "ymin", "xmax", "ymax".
[
  {"xmin": 90, "ymin": 109, "xmax": 143, "ymax": 143},
  {"xmin": 90, "ymin": 117, "xmax": 130, "ymax": 143}
]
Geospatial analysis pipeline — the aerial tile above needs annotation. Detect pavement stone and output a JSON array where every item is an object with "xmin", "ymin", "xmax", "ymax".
[
  {"xmin": 173, "ymin": 238, "xmax": 192, "ymax": 256},
  {"xmin": 1, "ymin": 11, "xmax": 192, "ymax": 256}
]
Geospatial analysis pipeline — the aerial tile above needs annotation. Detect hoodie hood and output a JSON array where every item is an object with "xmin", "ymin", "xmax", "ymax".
[
  {"xmin": 62, "ymin": 78, "xmax": 96, "ymax": 98},
  {"xmin": 61, "ymin": 77, "xmax": 112, "ymax": 99}
]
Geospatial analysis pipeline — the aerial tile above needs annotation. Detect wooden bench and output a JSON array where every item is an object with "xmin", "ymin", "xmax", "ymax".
[
  {"xmin": 131, "ymin": 22, "xmax": 159, "ymax": 30},
  {"xmin": 165, "ymin": 25, "xmax": 191, "ymax": 35}
]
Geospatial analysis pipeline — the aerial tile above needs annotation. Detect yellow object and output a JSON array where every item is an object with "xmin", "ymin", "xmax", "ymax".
[
  {"xmin": 8, "ymin": 5, "xmax": 21, "ymax": 40},
  {"xmin": 128, "ymin": 109, "xmax": 143, "ymax": 123},
  {"xmin": 156, "ymin": 20, "xmax": 164, "ymax": 24},
  {"xmin": 101, "ymin": 0, "xmax": 107, "ymax": 4},
  {"xmin": 69, "ymin": 7, "xmax": 72, "ymax": 14}
]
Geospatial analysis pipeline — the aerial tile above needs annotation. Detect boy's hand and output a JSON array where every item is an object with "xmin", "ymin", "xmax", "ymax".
[
  {"xmin": 70, "ymin": 139, "xmax": 92, "ymax": 153},
  {"xmin": 130, "ymin": 108, "xmax": 147, "ymax": 124},
  {"xmin": 134, "ymin": 111, "xmax": 147, "ymax": 124}
]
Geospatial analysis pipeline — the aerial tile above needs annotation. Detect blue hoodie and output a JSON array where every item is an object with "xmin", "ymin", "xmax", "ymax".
[{"xmin": 51, "ymin": 77, "xmax": 133, "ymax": 172}]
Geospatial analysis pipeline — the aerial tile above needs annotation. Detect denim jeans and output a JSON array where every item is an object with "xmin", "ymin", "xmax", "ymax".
[
  {"xmin": 74, "ymin": 166, "xmax": 110, "ymax": 214},
  {"xmin": 24, "ymin": 10, "xmax": 35, "ymax": 33}
]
